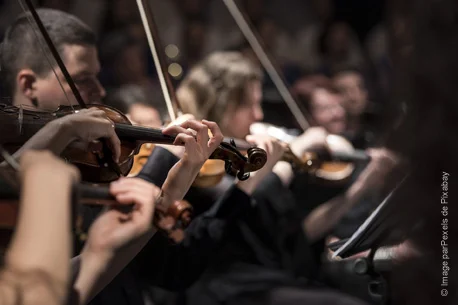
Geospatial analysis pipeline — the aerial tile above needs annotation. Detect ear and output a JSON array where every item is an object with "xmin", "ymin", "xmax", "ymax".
[{"xmin": 16, "ymin": 69, "xmax": 38, "ymax": 99}]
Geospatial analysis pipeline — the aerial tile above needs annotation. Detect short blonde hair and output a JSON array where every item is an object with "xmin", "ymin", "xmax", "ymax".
[{"xmin": 177, "ymin": 51, "xmax": 262, "ymax": 124}]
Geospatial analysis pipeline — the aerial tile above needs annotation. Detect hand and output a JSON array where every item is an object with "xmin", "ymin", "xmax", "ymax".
[
  {"xmin": 20, "ymin": 150, "xmax": 80, "ymax": 183},
  {"xmin": 289, "ymin": 127, "xmax": 328, "ymax": 158},
  {"xmin": 82, "ymin": 178, "xmax": 159, "ymax": 262},
  {"xmin": 60, "ymin": 108, "xmax": 121, "ymax": 163},
  {"xmin": 161, "ymin": 119, "xmax": 223, "ymax": 202},
  {"xmin": 156, "ymin": 113, "xmax": 196, "ymax": 158},
  {"xmin": 162, "ymin": 119, "xmax": 223, "ymax": 167},
  {"xmin": 325, "ymin": 236, "xmax": 370, "ymax": 261},
  {"xmin": 245, "ymin": 135, "xmax": 286, "ymax": 172},
  {"xmin": 166, "ymin": 113, "xmax": 196, "ymax": 127},
  {"xmin": 237, "ymin": 135, "xmax": 287, "ymax": 194}
]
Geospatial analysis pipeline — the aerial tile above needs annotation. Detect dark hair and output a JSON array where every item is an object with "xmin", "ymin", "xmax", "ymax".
[
  {"xmin": 293, "ymin": 74, "xmax": 336, "ymax": 111},
  {"xmin": 99, "ymin": 29, "xmax": 138, "ymax": 66},
  {"xmin": 0, "ymin": 8, "xmax": 96, "ymax": 98},
  {"xmin": 105, "ymin": 85, "xmax": 150, "ymax": 113},
  {"xmin": 331, "ymin": 65, "xmax": 363, "ymax": 78}
]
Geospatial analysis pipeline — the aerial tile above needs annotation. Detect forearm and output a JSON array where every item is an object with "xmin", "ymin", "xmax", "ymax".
[
  {"xmin": 161, "ymin": 160, "xmax": 200, "ymax": 203},
  {"xmin": 304, "ymin": 183, "xmax": 365, "ymax": 243},
  {"xmin": 5, "ymin": 168, "xmax": 73, "ymax": 288},
  {"xmin": 72, "ymin": 230, "xmax": 155, "ymax": 305},
  {"xmin": 272, "ymin": 161, "xmax": 294, "ymax": 187},
  {"xmin": 12, "ymin": 120, "xmax": 74, "ymax": 159}
]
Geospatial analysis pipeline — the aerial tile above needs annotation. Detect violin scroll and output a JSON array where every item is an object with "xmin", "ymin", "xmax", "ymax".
[{"xmin": 213, "ymin": 139, "xmax": 267, "ymax": 181}]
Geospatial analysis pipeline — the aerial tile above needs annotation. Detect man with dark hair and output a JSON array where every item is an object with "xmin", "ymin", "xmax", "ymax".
[
  {"xmin": 0, "ymin": 8, "xmax": 105, "ymax": 109},
  {"xmin": 0, "ymin": 9, "xmax": 289, "ymax": 305}
]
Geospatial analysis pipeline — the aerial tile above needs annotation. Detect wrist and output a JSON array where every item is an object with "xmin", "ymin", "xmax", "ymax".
[
  {"xmin": 180, "ymin": 158, "xmax": 204, "ymax": 174},
  {"xmin": 51, "ymin": 117, "xmax": 78, "ymax": 145},
  {"xmin": 80, "ymin": 246, "xmax": 113, "ymax": 274},
  {"xmin": 22, "ymin": 164, "xmax": 75, "ymax": 186},
  {"xmin": 272, "ymin": 161, "xmax": 294, "ymax": 187},
  {"xmin": 345, "ymin": 180, "xmax": 366, "ymax": 203},
  {"xmin": 156, "ymin": 144, "xmax": 185, "ymax": 158}
]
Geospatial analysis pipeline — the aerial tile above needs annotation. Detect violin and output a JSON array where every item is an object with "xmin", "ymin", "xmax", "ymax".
[
  {"xmin": 219, "ymin": 0, "xmax": 370, "ymax": 185},
  {"xmin": 249, "ymin": 122, "xmax": 370, "ymax": 184},
  {"xmin": 187, "ymin": 128, "xmax": 371, "ymax": 187},
  {"xmin": 3, "ymin": 0, "xmax": 254, "ymax": 243},
  {"xmin": 10, "ymin": 0, "xmax": 267, "ymax": 187},
  {"xmin": 0, "ymin": 166, "xmax": 192, "ymax": 243},
  {"xmin": 131, "ymin": 0, "xmax": 265, "ymax": 187},
  {"xmin": 129, "ymin": 143, "xmax": 155, "ymax": 177},
  {"xmin": 0, "ymin": 103, "xmax": 268, "ymax": 184}
]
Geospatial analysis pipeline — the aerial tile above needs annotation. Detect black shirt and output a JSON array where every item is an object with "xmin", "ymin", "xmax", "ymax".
[{"xmin": 86, "ymin": 147, "xmax": 254, "ymax": 305}]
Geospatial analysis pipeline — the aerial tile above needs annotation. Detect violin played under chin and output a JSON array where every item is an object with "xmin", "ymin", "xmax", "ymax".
[
  {"xmin": 0, "ymin": 103, "xmax": 268, "ymax": 184},
  {"xmin": 246, "ymin": 122, "xmax": 371, "ymax": 185}
]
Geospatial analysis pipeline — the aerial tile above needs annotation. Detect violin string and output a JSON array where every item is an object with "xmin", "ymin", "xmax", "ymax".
[
  {"xmin": 17, "ymin": 0, "xmax": 75, "ymax": 112},
  {"xmin": 0, "ymin": 144, "xmax": 20, "ymax": 171},
  {"xmin": 0, "ymin": 143, "xmax": 20, "ymax": 192},
  {"xmin": 222, "ymin": 0, "xmax": 310, "ymax": 131},
  {"xmin": 18, "ymin": 105, "xmax": 23, "ymax": 135},
  {"xmin": 136, "ymin": 0, "xmax": 177, "ymax": 121}
]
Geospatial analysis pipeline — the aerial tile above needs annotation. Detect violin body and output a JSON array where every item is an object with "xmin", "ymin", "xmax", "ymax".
[
  {"xmin": 193, "ymin": 159, "xmax": 226, "ymax": 187},
  {"xmin": 129, "ymin": 143, "xmax": 156, "ymax": 177},
  {"xmin": 0, "ymin": 104, "xmax": 141, "ymax": 182},
  {"xmin": 0, "ymin": 104, "xmax": 268, "ymax": 183}
]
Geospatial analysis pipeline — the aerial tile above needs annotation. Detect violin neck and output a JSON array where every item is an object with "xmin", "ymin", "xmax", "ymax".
[
  {"xmin": 114, "ymin": 124, "xmax": 176, "ymax": 145},
  {"xmin": 331, "ymin": 150, "xmax": 370, "ymax": 163},
  {"xmin": 223, "ymin": 137, "xmax": 253, "ymax": 151}
]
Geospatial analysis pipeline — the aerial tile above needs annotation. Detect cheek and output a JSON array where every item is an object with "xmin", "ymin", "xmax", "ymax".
[
  {"xmin": 355, "ymin": 99, "xmax": 367, "ymax": 110},
  {"xmin": 313, "ymin": 110, "xmax": 328, "ymax": 124},
  {"xmin": 221, "ymin": 110, "xmax": 250, "ymax": 138},
  {"xmin": 35, "ymin": 80, "xmax": 70, "ymax": 109},
  {"xmin": 232, "ymin": 111, "xmax": 252, "ymax": 136}
]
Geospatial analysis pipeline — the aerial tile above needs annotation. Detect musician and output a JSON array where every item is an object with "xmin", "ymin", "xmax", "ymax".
[
  {"xmin": 0, "ymin": 105, "xmax": 255, "ymax": 305},
  {"xmin": 0, "ymin": 8, "xmax": 288, "ymax": 305},
  {"xmin": 0, "ymin": 149, "xmax": 159, "ymax": 305},
  {"xmin": 292, "ymin": 74, "xmax": 399, "ymax": 302},
  {"xmin": 293, "ymin": 73, "xmax": 379, "ymax": 150},
  {"xmin": 293, "ymin": 77, "xmax": 347, "ymax": 135},
  {"xmin": 171, "ymin": 50, "xmax": 391, "ymax": 305},
  {"xmin": 332, "ymin": 68, "xmax": 379, "ymax": 149},
  {"xmin": 0, "ymin": 9, "xmax": 103, "ymax": 109},
  {"xmin": 177, "ymin": 51, "xmax": 264, "ymax": 139}
]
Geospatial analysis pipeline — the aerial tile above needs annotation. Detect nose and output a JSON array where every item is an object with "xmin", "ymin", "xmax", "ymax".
[
  {"xmin": 95, "ymin": 79, "xmax": 106, "ymax": 100},
  {"xmin": 253, "ymin": 104, "xmax": 264, "ymax": 122},
  {"xmin": 333, "ymin": 106, "xmax": 346, "ymax": 122}
]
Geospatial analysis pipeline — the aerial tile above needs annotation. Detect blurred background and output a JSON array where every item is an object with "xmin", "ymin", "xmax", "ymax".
[
  {"xmin": 0, "ymin": 0, "xmax": 389, "ymax": 130},
  {"xmin": 3, "ymin": 2, "xmax": 457, "ymax": 305}
]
